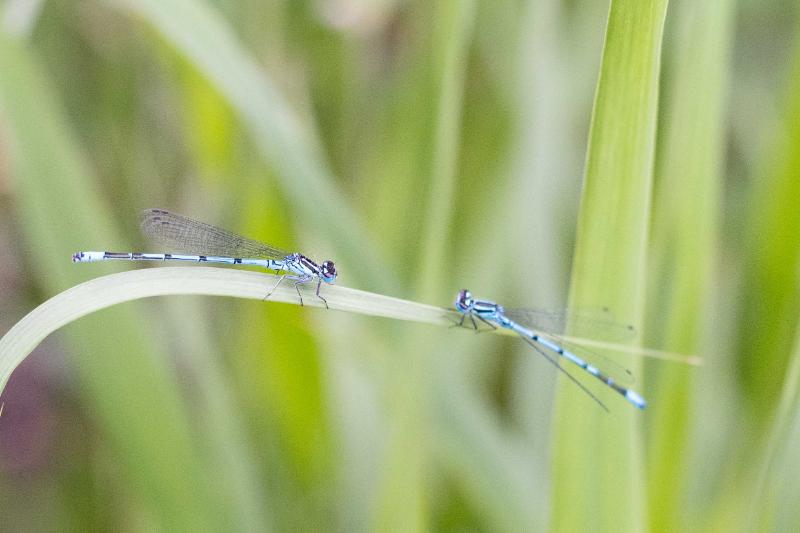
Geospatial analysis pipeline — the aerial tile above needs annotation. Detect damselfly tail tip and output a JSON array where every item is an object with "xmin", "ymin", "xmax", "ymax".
[
  {"xmin": 627, "ymin": 390, "xmax": 647, "ymax": 409},
  {"xmin": 72, "ymin": 252, "xmax": 83, "ymax": 262}
]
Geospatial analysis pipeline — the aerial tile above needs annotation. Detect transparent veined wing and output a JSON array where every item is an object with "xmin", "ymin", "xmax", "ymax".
[
  {"xmin": 504, "ymin": 306, "xmax": 636, "ymax": 342},
  {"xmin": 140, "ymin": 208, "xmax": 290, "ymax": 259}
]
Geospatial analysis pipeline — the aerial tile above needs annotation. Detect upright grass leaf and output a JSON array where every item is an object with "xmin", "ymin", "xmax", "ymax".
[
  {"xmin": 375, "ymin": 2, "xmax": 476, "ymax": 529},
  {"xmin": 733, "ymin": 14, "xmax": 800, "ymax": 531},
  {"xmin": 325, "ymin": 34, "xmax": 438, "ymax": 527},
  {"xmin": 505, "ymin": 0, "xmax": 576, "ymax": 452},
  {"xmin": 108, "ymin": 0, "xmax": 396, "ymax": 293},
  {"xmin": 552, "ymin": 1, "xmax": 667, "ymax": 531},
  {"xmin": 0, "ymin": 32, "xmax": 238, "ymax": 531},
  {"xmin": 431, "ymin": 368, "xmax": 543, "ymax": 532},
  {"xmin": 686, "ymin": 14, "xmax": 800, "ymax": 528},
  {"xmin": 748, "ymin": 316, "xmax": 800, "ymax": 530},
  {"xmin": 166, "ymin": 50, "xmax": 273, "ymax": 533},
  {"xmin": 645, "ymin": 0, "xmax": 732, "ymax": 530},
  {"xmin": 234, "ymin": 189, "xmax": 336, "ymax": 529},
  {"xmin": 416, "ymin": 0, "xmax": 477, "ymax": 299},
  {"xmin": 735, "ymin": 8, "xmax": 800, "ymax": 419}
]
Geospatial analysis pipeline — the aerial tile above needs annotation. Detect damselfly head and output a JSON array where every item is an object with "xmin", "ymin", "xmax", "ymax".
[
  {"xmin": 321, "ymin": 260, "xmax": 337, "ymax": 283},
  {"xmin": 455, "ymin": 289, "xmax": 474, "ymax": 313}
]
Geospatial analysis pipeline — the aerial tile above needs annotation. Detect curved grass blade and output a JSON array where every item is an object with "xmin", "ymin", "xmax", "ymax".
[
  {"xmin": 0, "ymin": 266, "xmax": 459, "ymax": 396},
  {"xmin": 645, "ymin": 0, "xmax": 733, "ymax": 528}
]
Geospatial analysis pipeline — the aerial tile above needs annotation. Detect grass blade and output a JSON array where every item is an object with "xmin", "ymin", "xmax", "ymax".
[
  {"xmin": 0, "ymin": 267, "xmax": 460, "ymax": 395},
  {"xmin": 645, "ymin": 0, "xmax": 732, "ymax": 529},
  {"xmin": 735, "ymin": 7, "xmax": 800, "ymax": 419},
  {"xmin": 748, "ymin": 315, "xmax": 800, "ymax": 529},
  {"xmin": 552, "ymin": 1, "xmax": 668, "ymax": 530},
  {"xmin": 374, "ymin": 0, "xmax": 477, "ymax": 529}
]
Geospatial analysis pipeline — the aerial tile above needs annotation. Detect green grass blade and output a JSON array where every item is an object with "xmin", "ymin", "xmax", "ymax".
[
  {"xmin": 645, "ymin": 1, "xmax": 732, "ymax": 530},
  {"xmin": 748, "ymin": 315, "xmax": 800, "ymax": 530},
  {"xmin": 0, "ymin": 268, "xmax": 462, "ymax": 393},
  {"xmin": 432, "ymin": 371, "xmax": 544, "ymax": 532},
  {"xmin": 552, "ymin": 1, "xmax": 668, "ymax": 531},
  {"xmin": 735, "ymin": 10, "xmax": 800, "ymax": 418},
  {"xmin": 736, "ymin": 15, "xmax": 800, "ymax": 531},
  {"xmin": 416, "ymin": 0, "xmax": 477, "ymax": 300}
]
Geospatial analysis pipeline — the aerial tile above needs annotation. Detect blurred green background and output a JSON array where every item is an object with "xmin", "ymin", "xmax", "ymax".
[{"xmin": 1, "ymin": 0, "xmax": 799, "ymax": 531}]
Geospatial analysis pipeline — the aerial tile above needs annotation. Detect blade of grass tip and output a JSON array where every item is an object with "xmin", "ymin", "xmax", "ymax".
[
  {"xmin": 0, "ymin": 32, "xmax": 239, "ymax": 531},
  {"xmin": 553, "ymin": 1, "xmax": 667, "ymax": 532},
  {"xmin": 107, "ymin": 0, "xmax": 396, "ymax": 293},
  {"xmin": 0, "ymin": 268, "xmax": 528, "ymax": 526},
  {"xmin": 645, "ymin": 0, "xmax": 732, "ymax": 530},
  {"xmin": 556, "ymin": 336, "xmax": 702, "ymax": 365}
]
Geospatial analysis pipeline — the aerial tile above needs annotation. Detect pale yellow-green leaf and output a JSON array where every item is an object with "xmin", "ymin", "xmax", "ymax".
[
  {"xmin": 0, "ymin": 267, "xmax": 458, "ymax": 396},
  {"xmin": 553, "ymin": 1, "xmax": 668, "ymax": 531},
  {"xmin": 645, "ymin": 1, "xmax": 732, "ymax": 530}
]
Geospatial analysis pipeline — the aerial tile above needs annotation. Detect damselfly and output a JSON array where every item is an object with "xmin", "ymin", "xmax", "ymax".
[
  {"xmin": 73, "ymin": 209, "xmax": 337, "ymax": 307},
  {"xmin": 454, "ymin": 289, "xmax": 646, "ymax": 410}
]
